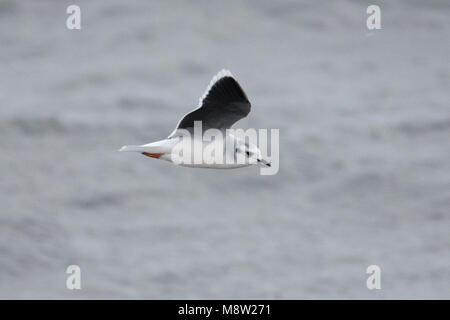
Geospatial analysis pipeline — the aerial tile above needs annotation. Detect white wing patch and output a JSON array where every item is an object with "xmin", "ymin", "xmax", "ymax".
[
  {"xmin": 198, "ymin": 69, "xmax": 233, "ymax": 108},
  {"xmin": 168, "ymin": 69, "xmax": 234, "ymax": 138}
]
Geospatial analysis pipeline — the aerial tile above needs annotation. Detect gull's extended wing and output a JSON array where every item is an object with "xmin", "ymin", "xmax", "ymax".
[{"xmin": 169, "ymin": 70, "xmax": 251, "ymax": 137}]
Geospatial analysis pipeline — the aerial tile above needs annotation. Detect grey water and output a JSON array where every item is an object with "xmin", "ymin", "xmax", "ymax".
[{"xmin": 0, "ymin": 0, "xmax": 449, "ymax": 298}]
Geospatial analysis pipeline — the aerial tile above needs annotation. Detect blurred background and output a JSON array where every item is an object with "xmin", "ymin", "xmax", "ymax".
[{"xmin": 0, "ymin": 0, "xmax": 449, "ymax": 299}]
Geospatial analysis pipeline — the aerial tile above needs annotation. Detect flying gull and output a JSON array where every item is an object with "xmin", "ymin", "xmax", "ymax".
[{"xmin": 119, "ymin": 69, "xmax": 270, "ymax": 168}]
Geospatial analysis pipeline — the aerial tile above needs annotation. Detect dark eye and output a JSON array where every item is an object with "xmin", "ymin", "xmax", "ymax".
[{"xmin": 246, "ymin": 151, "xmax": 250, "ymax": 156}]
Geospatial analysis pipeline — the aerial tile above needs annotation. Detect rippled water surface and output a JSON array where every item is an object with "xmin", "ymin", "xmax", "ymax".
[{"xmin": 0, "ymin": 0, "xmax": 449, "ymax": 298}]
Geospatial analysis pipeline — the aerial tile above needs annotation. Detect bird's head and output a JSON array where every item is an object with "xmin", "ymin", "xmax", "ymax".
[{"xmin": 236, "ymin": 143, "xmax": 271, "ymax": 167}]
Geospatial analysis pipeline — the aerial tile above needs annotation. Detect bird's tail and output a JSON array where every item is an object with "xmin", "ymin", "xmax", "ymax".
[
  {"xmin": 119, "ymin": 140, "xmax": 174, "ymax": 154},
  {"xmin": 119, "ymin": 144, "xmax": 165, "ymax": 159},
  {"xmin": 118, "ymin": 145, "xmax": 147, "ymax": 152}
]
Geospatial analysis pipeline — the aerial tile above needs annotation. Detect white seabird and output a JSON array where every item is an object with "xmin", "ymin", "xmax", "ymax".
[{"xmin": 119, "ymin": 69, "xmax": 270, "ymax": 169}]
